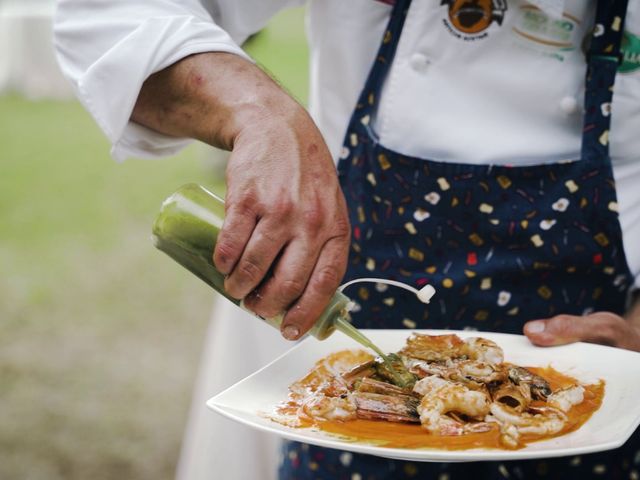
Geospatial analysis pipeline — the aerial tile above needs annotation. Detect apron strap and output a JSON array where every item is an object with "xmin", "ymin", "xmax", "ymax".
[
  {"xmin": 581, "ymin": 0, "xmax": 630, "ymax": 161},
  {"xmin": 352, "ymin": 0, "xmax": 412, "ymax": 126}
]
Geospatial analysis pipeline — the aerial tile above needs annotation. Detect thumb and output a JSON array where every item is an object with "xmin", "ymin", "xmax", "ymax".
[{"xmin": 523, "ymin": 314, "xmax": 610, "ymax": 347}]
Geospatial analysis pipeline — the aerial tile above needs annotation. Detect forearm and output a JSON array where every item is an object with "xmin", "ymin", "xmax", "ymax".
[{"xmin": 131, "ymin": 52, "xmax": 302, "ymax": 150}]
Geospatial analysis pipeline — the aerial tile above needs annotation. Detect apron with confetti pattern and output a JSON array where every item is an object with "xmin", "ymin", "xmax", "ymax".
[{"xmin": 280, "ymin": 0, "xmax": 637, "ymax": 478}]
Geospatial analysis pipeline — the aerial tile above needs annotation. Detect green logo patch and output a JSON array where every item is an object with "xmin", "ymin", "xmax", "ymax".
[{"xmin": 620, "ymin": 30, "xmax": 640, "ymax": 74}]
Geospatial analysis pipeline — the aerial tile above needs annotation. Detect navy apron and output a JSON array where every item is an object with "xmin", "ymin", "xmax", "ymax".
[{"xmin": 280, "ymin": 0, "xmax": 637, "ymax": 478}]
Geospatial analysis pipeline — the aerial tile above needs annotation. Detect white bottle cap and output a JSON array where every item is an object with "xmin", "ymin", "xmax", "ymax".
[{"xmin": 416, "ymin": 284, "xmax": 436, "ymax": 304}]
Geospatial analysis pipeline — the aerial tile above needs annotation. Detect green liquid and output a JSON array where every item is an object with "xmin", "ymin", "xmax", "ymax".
[
  {"xmin": 334, "ymin": 316, "xmax": 413, "ymax": 388},
  {"xmin": 334, "ymin": 316, "xmax": 389, "ymax": 360}
]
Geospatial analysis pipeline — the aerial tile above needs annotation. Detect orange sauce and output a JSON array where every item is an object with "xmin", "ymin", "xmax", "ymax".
[
  {"xmin": 275, "ymin": 355, "xmax": 605, "ymax": 451},
  {"xmin": 524, "ymin": 367, "xmax": 605, "ymax": 443},
  {"xmin": 319, "ymin": 419, "xmax": 504, "ymax": 450}
]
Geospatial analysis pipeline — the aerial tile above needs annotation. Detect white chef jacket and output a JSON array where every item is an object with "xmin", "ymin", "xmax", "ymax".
[{"xmin": 54, "ymin": 2, "xmax": 640, "ymax": 480}]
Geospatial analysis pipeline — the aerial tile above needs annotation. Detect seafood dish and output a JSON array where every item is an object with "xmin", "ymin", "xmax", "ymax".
[{"xmin": 272, "ymin": 333, "xmax": 604, "ymax": 450}]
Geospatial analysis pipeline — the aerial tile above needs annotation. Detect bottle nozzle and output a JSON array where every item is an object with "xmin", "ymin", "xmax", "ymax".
[
  {"xmin": 339, "ymin": 278, "xmax": 436, "ymax": 304},
  {"xmin": 416, "ymin": 284, "xmax": 436, "ymax": 304}
]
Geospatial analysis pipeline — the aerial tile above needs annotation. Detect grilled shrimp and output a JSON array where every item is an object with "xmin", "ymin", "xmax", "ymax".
[
  {"xmin": 401, "ymin": 334, "xmax": 503, "ymax": 365},
  {"xmin": 400, "ymin": 334, "xmax": 466, "ymax": 362},
  {"xmin": 462, "ymin": 337, "xmax": 504, "ymax": 365},
  {"xmin": 350, "ymin": 378, "xmax": 420, "ymax": 423},
  {"xmin": 547, "ymin": 385, "xmax": 585, "ymax": 412},
  {"xmin": 302, "ymin": 393, "xmax": 357, "ymax": 421},
  {"xmin": 489, "ymin": 403, "xmax": 567, "ymax": 447},
  {"xmin": 405, "ymin": 357, "xmax": 504, "ymax": 383},
  {"xmin": 453, "ymin": 360, "xmax": 506, "ymax": 383},
  {"xmin": 508, "ymin": 366, "xmax": 552, "ymax": 400},
  {"xmin": 414, "ymin": 376, "xmax": 491, "ymax": 435},
  {"xmin": 404, "ymin": 357, "xmax": 451, "ymax": 378}
]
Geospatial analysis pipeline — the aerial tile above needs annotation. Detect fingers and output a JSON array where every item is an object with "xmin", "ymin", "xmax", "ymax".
[
  {"xmin": 223, "ymin": 219, "xmax": 288, "ymax": 299},
  {"xmin": 216, "ymin": 111, "xmax": 351, "ymax": 340},
  {"xmin": 280, "ymin": 234, "xmax": 350, "ymax": 340},
  {"xmin": 243, "ymin": 239, "xmax": 319, "ymax": 320},
  {"xmin": 523, "ymin": 312, "xmax": 626, "ymax": 347},
  {"xmin": 213, "ymin": 200, "xmax": 258, "ymax": 275}
]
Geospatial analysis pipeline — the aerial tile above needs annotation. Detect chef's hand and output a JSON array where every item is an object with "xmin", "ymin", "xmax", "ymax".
[
  {"xmin": 132, "ymin": 52, "xmax": 350, "ymax": 340},
  {"xmin": 523, "ymin": 312, "xmax": 640, "ymax": 352},
  {"xmin": 214, "ymin": 97, "xmax": 350, "ymax": 342}
]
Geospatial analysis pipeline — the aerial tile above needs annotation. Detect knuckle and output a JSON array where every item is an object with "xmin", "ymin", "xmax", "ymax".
[
  {"xmin": 313, "ymin": 265, "xmax": 341, "ymax": 295},
  {"xmin": 237, "ymin": 256, "xmax": 264, "ymax": 283},
  {"xmin": 228, "ymin": 192, "xmax": 260, "ymax": 218},
  {"xmin": 255, "ymin": 228, "xmax": 279, "ymax": 246},
  {"xmin": 301, "ymin": 209, "xmax": 325, "ymax": 235},
  {"xmin": 273, "ymin": 197, "xmax": 294, "ymax": 218},
  {"xmin": 279, "ymin": 278, "xmax": 307, "ymax": 301},
  {"xmin": 301, "ymin": 194, "xmax": 326, "ymax": 233},
  {"xmin": 216, "ymin": 240, "xmax": 240, "ymax": 260},
  {"xmin": 550, "ymin": 315, "xmax": 573, "ymax": 335}
]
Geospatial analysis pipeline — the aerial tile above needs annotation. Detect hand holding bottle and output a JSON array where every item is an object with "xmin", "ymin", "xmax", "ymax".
[
  {"xmin": 214, "ymin": 107, "xmax": 351, "ymax": 340},
  {"xmin": 133, "ymin": 52, "xmax": 351, "ymax": 340}
]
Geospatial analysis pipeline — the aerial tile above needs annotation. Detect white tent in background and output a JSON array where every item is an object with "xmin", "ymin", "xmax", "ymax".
[{"xmin": 0, "ymin": 0, "xmax": 74, "ymax": 99}]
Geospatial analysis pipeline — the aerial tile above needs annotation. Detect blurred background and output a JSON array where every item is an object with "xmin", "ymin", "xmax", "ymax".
[{"xmin": 0, "ymin": 2, "xmax": 308, "ymax": 479}]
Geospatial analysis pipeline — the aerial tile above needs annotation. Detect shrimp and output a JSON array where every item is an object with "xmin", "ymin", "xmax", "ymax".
[
  {"xmin": 487, "ymin": 417, "xmax": 522, "ymax": 449},
  {"xmin": 400, "ymin": 334, "xmax": 503, "ymax": 365},
  {"xmin": 353, "ymin": 378, "xmax": 420, "ymax": 423},
  {"xmin": 414, "ymin": 376, "xmax": 491, "ymax": 435},
  {"xmin": 400, "ymin": 334, "xmax": 466, "ymax": 362},
  {"xmin": 299, "ymin": 371, "xmax": 358, "ymax": 421},
  {"xmin": 453, "ymin": 359, "xmax": 506, "ymax": 383},
  {"xmin": 489, "ymin": 403, "xmax": 567, "ymax": 448},
  {"xmin": 462, "ymin": 337, "xmax": 504, "ymax": 365},
  {"xmin": 547, "ymin": 385, "xmax": 585, "ymax": 412},
  {"xmin": 405, "ymin": 356, "xmax": 504, "ymax": 383},
  {"xmin": 403, "ymin": 357, "xmax": 452, "ymax": 379},
  {"xmin": 508, "ymin": 366, "xmax": 552, "ymax": 400},
  {"xmin": 291, "ymin": 350, "xmax": 373, "ymax": 397},
  {"xmin": 302, "ymin": 393, "xmax": 357, "ymax": 421}
]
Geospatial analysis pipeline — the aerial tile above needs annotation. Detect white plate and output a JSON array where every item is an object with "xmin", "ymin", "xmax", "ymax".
[{"xmin": 207, "ymin": 329, "xmax": 640, "ymax": 462}]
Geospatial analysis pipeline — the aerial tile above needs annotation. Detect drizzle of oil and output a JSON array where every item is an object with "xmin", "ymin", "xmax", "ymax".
[{"xmin": 333, "ymin": 316, "xmax": 410, "ymax": 386}]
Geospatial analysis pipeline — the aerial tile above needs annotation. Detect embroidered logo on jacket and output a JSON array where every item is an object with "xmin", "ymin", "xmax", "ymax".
[
  {"xmin": 511, "ymin": 5, "xmax": 581, "ymax": 62},
  {"xmin": 620, "ymin": 30, "xmax": 640, "ymax": 74},
  {"xmin": 441, "ymin": 0, "xmax": 507, "ymax": 38}
]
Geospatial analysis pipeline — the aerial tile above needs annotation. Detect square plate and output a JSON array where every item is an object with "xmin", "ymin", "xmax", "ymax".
[{"xmin": 207, "ymin": 329, "xmax": 640, "ymax": 462}]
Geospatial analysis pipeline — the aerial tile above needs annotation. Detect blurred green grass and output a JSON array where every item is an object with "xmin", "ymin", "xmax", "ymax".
[{"xmin": 0, "ymin": 7, "xmax": 308, "ymax": 480}]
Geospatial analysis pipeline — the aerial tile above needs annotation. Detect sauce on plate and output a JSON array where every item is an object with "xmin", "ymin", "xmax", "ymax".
[{"xmin": 273, "ymin": 350, "xmax": 605, "ymax": 451}]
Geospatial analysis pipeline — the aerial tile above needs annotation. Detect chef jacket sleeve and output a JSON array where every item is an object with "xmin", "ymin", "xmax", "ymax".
[{"xmin": 53, "ymin": 0, "xmax": 300, "ymax": 162}]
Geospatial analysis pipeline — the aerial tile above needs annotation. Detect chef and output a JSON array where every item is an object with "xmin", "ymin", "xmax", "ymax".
[{"xmin": 54, "ymin": 0, "xmax": 640, "ymax": 479}]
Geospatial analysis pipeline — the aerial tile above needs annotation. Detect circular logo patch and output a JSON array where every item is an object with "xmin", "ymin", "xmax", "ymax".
[{"xmin": 441, "ymin": 0, "xmax": 507, "ymax": 38}]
